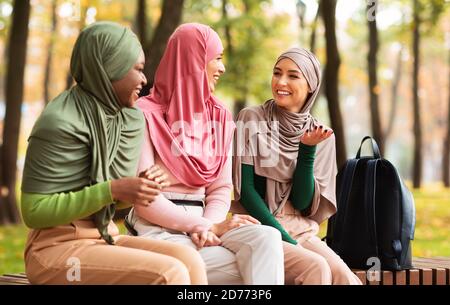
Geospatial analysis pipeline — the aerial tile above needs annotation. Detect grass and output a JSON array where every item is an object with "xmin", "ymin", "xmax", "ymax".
[
  {"xmin": 0, "ymin": 224, "xmax": 28, "ymax": 275},
  {"xmin": 1, "ymin": 186, "xmax": 449, "ymax": 275}
]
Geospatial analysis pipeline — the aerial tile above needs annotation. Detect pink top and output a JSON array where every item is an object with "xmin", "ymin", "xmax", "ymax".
[{"xmin": 134, "ymin": 128, "xmax": 232, "ymax": 233}]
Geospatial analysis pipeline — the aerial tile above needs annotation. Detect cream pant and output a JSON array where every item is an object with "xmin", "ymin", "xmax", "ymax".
[
  {"xmin": 130, "ymin": 207, "xmax": 285, "ymax": 285},
  {"xmin": 24, "ymin": 220, "xmax": 208, "ymax": 285},
  {"xmin": 283, "ymin": 236, "xmax": 362, "ymax": 285}
]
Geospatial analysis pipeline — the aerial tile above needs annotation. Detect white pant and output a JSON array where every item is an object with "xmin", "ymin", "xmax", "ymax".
[{"xmin": 129, "ymin": 208, "xmax": 285, "ymax": 285}]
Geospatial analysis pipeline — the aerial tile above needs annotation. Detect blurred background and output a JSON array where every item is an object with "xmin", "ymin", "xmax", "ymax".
[{"xmin": 0, "ymin": 0, "xmax": 449, "ymax": 274}]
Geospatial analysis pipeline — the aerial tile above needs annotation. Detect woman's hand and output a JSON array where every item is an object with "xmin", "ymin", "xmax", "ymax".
[
  {"xmin": 110, "ymin": 177, "xmax": 161, "ymax": 207},
  {"xmin": 139, "ymin": 165, "xmax": 171, "ymax": 188},
  {"xmin": 190, "ymin": 231, "xmax": 222, "ymax": 249},
  {"xmin": 210, "ymin": 214, "xmax": 261, "ymax": 237},
  {"xmin": 300, "ymin": 124, "xmax": 333, "ymax": 146}
]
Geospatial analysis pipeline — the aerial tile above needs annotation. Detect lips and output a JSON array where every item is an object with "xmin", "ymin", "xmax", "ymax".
[{"xmin": 276, "ymin": 90, "xmax": 291, "ymax": 96}]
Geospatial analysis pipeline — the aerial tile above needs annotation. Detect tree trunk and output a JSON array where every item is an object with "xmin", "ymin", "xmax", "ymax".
[
  {"xmin": 233, "ymin": 99, "xmax": 246, "ymax": 119},
  {"xmin": 296, "ymin": 0, "xmax": 306, "ymax": 44},
  {"xmin": 141, "ymin": 0, "xmax": 185, "ymax": 96},
  {"xmin": 385, "ymin": 46, "xmax": 403, "ymax": 142},
  {"xmin": 309, "ymin": 0, "xmax": 321, "ymax": 54},
  {"xmin": 321, "ymin": 0, "xmax": 347, "ymax": 169},
  {"xmin": 367, "ymin": 1, "xmax": 384, "ymax": 155},
  {"xmin": 222, "ymin": 0, "xmax": 233, "ymax": 57},
  {"xmin": 443, "ymin": 48, "xmax": 450, "ymax": 187},
  {"xmin": 412, "ymin": 0, "xmax": 422, "ymax": 188},
  {"xmin": 43, "ymin": 0, "xmax": 58, "ymax": 105},
  {"xmin": 222, "ymin": 0, "xmax": 246, "ymax": 119},
  {"xmin": 0, "ymin": 0, "xmax": 31, "ymax": 225},
  {"xmin": 136, "ymin": 0, "xmax": 148, "ymax": 46}
]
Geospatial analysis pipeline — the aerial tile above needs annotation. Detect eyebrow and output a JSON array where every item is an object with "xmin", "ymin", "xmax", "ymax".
[{"xmin": 273, "ymin": 67, "xmax": 301, "ymax": 74}]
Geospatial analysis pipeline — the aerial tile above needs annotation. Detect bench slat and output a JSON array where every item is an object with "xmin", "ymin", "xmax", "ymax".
[
  {"xmin": 433, "ymin": 268, "xmax": 447, "ymax": 285},
  {"xmin": 382, "ymin": 271, "xmax": 393, "ymax": 285},
  {"xmin": 419, "ymin": 268, "xmax": 433, "ymax": 285},
  {"xmin": 407, "ymin": 269, "xmax": 420, "ymax": 285}
]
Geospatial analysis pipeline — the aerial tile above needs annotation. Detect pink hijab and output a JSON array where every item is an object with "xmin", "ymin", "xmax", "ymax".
[{"xmin": 137, "ymin": 23, "xmax": 235, "ymax": 188}]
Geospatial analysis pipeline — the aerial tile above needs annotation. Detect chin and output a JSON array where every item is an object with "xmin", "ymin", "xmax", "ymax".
[
  {"xmin": 127, "ymin": 95, "xmax": 139, "ymax": 107},
  {"xmin": 273, "ymin": 97, "xmax": 287, "ymax": 107}
]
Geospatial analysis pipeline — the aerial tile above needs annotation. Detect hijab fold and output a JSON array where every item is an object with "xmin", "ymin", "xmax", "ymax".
[
  {"xmin": 22, "ymin": 22, "xmax": 144, "ymax": 244},
  {"xmin": 233, "ymin": 47, "xmax": 337, "ymax": 224},
  {"xmin": 138, "ymin": 23, "xmax": 235, "ymax": 188}
]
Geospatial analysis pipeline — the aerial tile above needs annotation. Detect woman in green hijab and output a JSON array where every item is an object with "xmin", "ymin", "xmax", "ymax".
[{"xmin": 20, "ymin": 21, "xmax": 207, "ymax": 285}]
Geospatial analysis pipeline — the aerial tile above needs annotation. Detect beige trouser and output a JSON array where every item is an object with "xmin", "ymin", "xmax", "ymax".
[
  {"xmin": 24, "ymin": 219, "xmax": 208, "ymax": 285},
  {"xmin": 283, "ymin": 236, "xmax": 362, "ymax": 285},
  {"xmin": 130, "ymin": 207, "xmax": 285, "ymax": 285}
]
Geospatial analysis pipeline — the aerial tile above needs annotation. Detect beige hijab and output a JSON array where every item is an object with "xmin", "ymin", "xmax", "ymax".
[{"xmin": 232, "ymin": 47, "xmax": 337, "ymax": 225}]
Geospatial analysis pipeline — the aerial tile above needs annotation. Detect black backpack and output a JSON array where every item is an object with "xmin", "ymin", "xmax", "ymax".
[{"xmin": 326, "ymin": 136, "xmax": 416, "ymax": 271}]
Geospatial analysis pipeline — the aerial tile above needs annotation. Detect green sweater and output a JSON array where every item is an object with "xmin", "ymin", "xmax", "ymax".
[
  {"xmin": 239, "ymin": 143, "xmax": 316, "ymax": 245},
  {"xmin": 21, "ymin": 181, "xmax": 131, "ymax": 229}
]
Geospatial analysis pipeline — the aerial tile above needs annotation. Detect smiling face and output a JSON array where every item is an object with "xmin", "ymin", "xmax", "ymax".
[
  {"xmin": 111, "ymin": 50, "xmax": 147, "ymax": 108},
  {"xmin": 206, "ymin": 53, "xmax": 225, "ymax": 93},
  {"xmin": 271, "ymin": 57, "xmax": 310, "ymax": 113}
]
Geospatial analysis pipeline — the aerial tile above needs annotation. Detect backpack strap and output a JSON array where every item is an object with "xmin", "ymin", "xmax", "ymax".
[
  {"xmin": 365, "ymin": 159, "xmax": 379, "ymax": 256},
  {"xmin": 399, "ymin": 174, "xmax": 416, "ymax": 266},
  {"xmin": 356, "ymin": 136, "xmax": 381, "ymax": 159},
  {"xmin": 333, "ymin": 158, "xmax": 359, "ymax": 253}
]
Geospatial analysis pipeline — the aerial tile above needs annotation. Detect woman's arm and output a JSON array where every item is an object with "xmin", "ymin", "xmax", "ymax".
[
  {"xmin": 289, "ymin": 142, "xmax": 316, "ymax": 214},
  {"xmin": 203, "ymin": 156, "xmax": 232, "ymax": 223},
  {"xmin": 134, "ymin": 126, "xmax": 214, "ymax": 233},
  {"xmin": 240, "ymin": 164, "xmax": 298, "ymax": 244},
  {"xmin": 134, "ymin": 195, "xmax": 213, "ymax": 233},
  {"xmin": 21, "ymin": 181, "xmax": 113, "ymax": 229}
]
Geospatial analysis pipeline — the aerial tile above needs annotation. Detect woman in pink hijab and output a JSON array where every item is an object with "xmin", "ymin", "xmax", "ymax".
[{"xmin": 126, "ymin": 23, "xmax": 285, "ymax": 285}]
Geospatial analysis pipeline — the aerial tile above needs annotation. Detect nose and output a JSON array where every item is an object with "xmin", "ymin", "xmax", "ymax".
[
  {"xmin": 141, "ymin": 72, "xmax": 147, "ymax": 86},
  {"xmin": 277, "ymin": 75, "xmax": 288, "ymax": 86},
  {"xmin": 219, "ymin": 62, "xmax": 225, "ymax": 74}
]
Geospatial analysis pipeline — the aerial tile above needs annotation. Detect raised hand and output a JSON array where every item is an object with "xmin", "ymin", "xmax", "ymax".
[{"xmin": 300, "ymin": 124, "xmax": 333, "ymax": 146}]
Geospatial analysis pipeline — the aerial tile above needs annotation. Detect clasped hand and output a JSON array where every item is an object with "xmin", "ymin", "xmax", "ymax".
[
  {"xmin": 190, "ymin": 214, "xmax": 260, "ymax": 249},
  {"xmin": 110, "ymin": 165, "xmax": 170, "ymax": 207}
]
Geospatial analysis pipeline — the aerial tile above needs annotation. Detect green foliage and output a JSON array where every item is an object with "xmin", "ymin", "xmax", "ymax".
[
  {"xmin": 0, "ymin": 0, "xmax": 12, "ymax": 39},
  {"xmin": 419, "ymin": 0, "xmax": 447, "ymax": 32},
  {"xmin": 0, "ymin": 224, "xmax": 27, "ymax": 275},
  {"xmin": 409, "ymin": 185, "xmax": 450, "ymax": 257}
]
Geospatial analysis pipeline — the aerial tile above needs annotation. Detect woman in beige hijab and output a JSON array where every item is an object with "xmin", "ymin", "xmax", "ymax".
[{"xmin": 232, "ymin": 47, "xmax": 361, "ymax": 285}]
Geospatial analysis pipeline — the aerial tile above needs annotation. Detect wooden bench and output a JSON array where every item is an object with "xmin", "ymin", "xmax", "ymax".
[
  {"xmin": 354, "ymin": 257, "xmax": 450, "ymax": 285},
  {"xmin": 0, "ymin": 273, "xmax": 29, "ymax": 285},
  {"xmin": 1, "ymin": 257, "xmax": 449, "ymax": 285}
]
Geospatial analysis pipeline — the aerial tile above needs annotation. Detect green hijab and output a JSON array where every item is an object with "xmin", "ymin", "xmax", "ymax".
[{"xmin": 22, "ymin": 21, "xmax": 144, "ymax": 244}]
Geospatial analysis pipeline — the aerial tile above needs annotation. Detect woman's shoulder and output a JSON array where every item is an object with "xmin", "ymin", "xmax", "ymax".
[
  {"xmin": 236, "ymin": 104, "xmax": 265, "ymax": 122},
  {"xmin": 31, "ymin": 93, "xmax": 87, "ymax": 138},
  {"xmin": 135, "ymin": 96, "xmax": 165, "ymax": 114}
]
